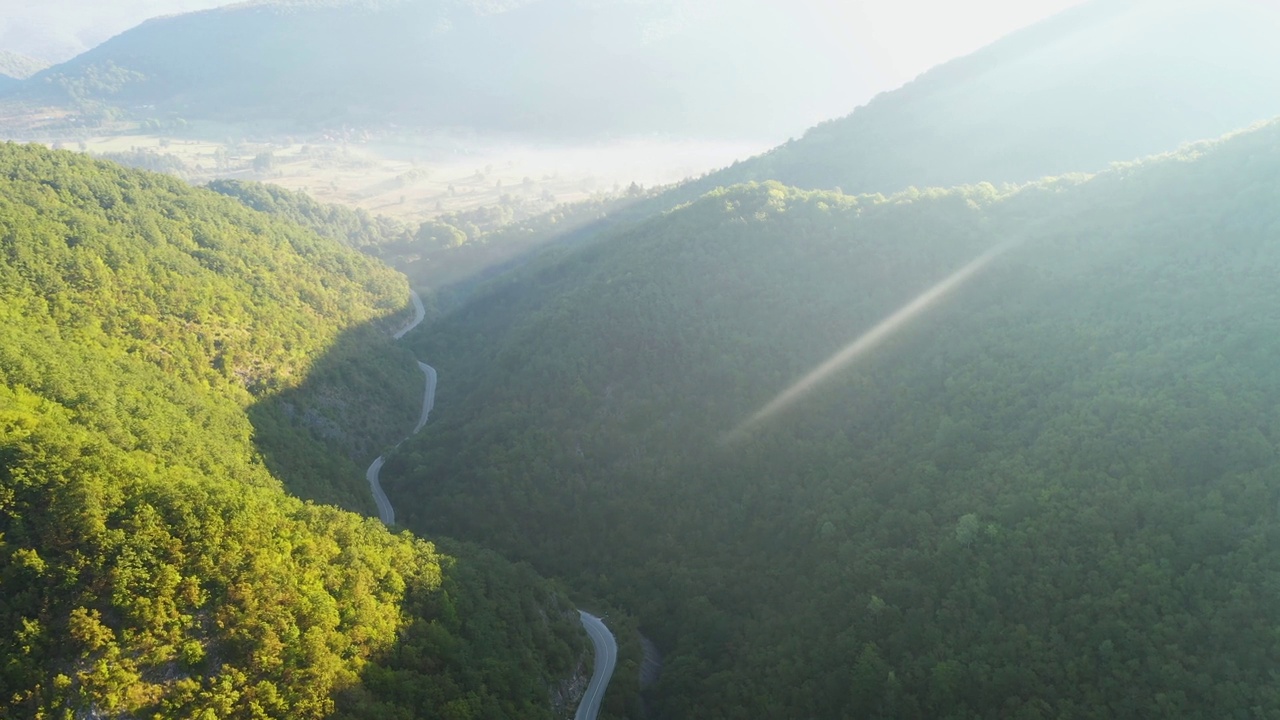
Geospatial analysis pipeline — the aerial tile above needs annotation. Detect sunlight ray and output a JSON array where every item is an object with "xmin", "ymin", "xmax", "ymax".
[{"xmin": 726, "ymin": 238, "xmax": 1019, "ymax": 441}]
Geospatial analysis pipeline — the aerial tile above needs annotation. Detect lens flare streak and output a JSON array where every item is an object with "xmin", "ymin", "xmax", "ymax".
[{"xmin": 727, "ymin": 239, "xmax": 1018, "ymax": 441}]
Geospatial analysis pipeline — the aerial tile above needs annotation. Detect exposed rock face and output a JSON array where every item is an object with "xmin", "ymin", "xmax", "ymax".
[{"xmin": 550, "ymin": 655, "xmax": 590, "ymax": 719}]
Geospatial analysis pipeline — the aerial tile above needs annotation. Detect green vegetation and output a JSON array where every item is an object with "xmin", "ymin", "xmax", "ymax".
[
  {"xmin": 0, "ymin": 141, "xmax": 419, "ymax": 509},
  {"xmin": 208, "ymin": 179, "xmax": 413, "ymax": 254},
  {"xmin": 210, "ymin": 177, "xmax": 658, "ymax": 308},
  {"xmin": 386, "ymin": 120, "xmax": 1280, "ymax": 718},
  {"xmin": 97, "ymin": 148, "xmax": 194, "ymax": 180},
  {"xmin": 0, "ymin": 144, "xmax": 586, "ymax": 718}
]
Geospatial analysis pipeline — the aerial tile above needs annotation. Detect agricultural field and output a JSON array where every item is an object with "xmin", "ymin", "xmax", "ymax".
[{"xmin": 30, "ymin": 121, "xmax": 764, "ymax": 222}]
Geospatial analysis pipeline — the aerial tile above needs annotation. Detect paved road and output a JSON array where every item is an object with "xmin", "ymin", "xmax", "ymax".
[
  {"xmin": 393, "ymin": 290, "xmax": 426, "ymax": 340},
  {"xmin": 370, "ymin": 291, "xmax": 619, "ymax": 718},
  {"xmin": 576, "ymin": 611, "xmax": 617, "ymax": 720},
  {"xmin": 413, "ymin": 362, "xmax": 436, "ymax": 433},
  {"xmin": 365, "ymin": 456, "xmax": 395, "ymax": 525},
  {"xmin": 366, "ymin": 292, "xmax": 434, "ymax": 526}
]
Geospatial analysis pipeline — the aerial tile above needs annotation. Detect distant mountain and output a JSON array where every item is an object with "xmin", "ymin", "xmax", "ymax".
[
  {"xmin": 685, "ymin": 0, "xmax": 1280, "ymax": 196},
  {"xmin": 0, "ymin": 50, "xmax": 49, "ymax": 79},
  {"xmin": 14, "ymin": 0, "xmax": 881, "ymax": 138},
  {"xmin": 0, "ymin": 1, "xmax": 236, "ymax": 64},
  {"xmin": 386, "ymin": 116, "xmax": 1280, "ymax": 718},
  {"xmin": 0, "ymin": 143, "xmax": 586, "ymax": 718}
]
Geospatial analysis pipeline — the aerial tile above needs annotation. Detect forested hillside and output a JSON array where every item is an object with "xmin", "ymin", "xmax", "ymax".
[
  {"xmin": 0, "ymin": 51, "xmax": 47, "ymax": 80},
  {"xmin": 0, "ymin": 144, "xmax": 587, "ymax": 717},
  {"xmin": 385, "ymin": 120, "xmax": 1280, "ymax": 718},
  {"xmin": 680, "ymin": 0, "xmax": 1280, "ymax": 198},
  {"xmin": 210, "ymin": 176, "xmax": 659, "ymax": 307},
  {"xmin": 207, "ymin": 179, "xmax": 414, "ymax": 254},
  {"xmin": 8, "ymin": 0, "xmax": 871, "ymax": 139}
]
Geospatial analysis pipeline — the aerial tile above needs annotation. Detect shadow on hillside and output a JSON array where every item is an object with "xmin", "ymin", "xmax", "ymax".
[
  {"xmin": 236, "ymin": 187, "xmax": 623, "ymax": 519},
  {"xmin": 234, "ymin": 286, "xmax": 612, "ymax": 715},
  {"xmin": 244, "ymin": 300, "xmax": 424, "ymax": 515},
  {"xmin": 335, "ymin": 535, "xmax": 598, "ymax": 718},
  {"xmin": 386, "ymin": 191, "xmax": 662, "ymax": 312}
]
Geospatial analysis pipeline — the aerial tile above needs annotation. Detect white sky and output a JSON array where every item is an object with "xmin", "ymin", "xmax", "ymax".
[
  {"xmin": 792, "ymin": 0, "xmax": 1091, "ymax": 87},
  {"xmin": 738, "ymin": 0, "xmax": 1093, "ymax": 132},
  {"xmin": 0, "ymin": 0, "xmax": 237, "ymax": 62},
  {"xmin": 2, "ymin": 0, "xmax": 1089, "ymax": 88}
]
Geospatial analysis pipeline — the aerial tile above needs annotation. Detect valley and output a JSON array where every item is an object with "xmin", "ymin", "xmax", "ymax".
[
  {"xmin": 368, "ymin": 288, "xmax": 621, "ymax": 719},
  {"xmin": 5, "ymin": 0, "xmax": 1280, "ymax": 718},
  {"xmin": 0, "ymin": 144, "xmax": 590, "ymax": 717},
  {"xmin": 387, "ymin": 120, "xmax": 1280, "ymax": 718},
  {"xmin": 17, "ymin": 126, "xmax": 766, "ymax": 224}
]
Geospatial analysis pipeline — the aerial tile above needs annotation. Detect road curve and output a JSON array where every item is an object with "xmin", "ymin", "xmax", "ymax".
[
  {"xmin": 576, "ymin": 611, "xmax": 617, "ymax": 720},
  {"xmin": 371, "ymin": 291, "xmax": 619, "ymax": 718},
  {"xmin": 393, "ymin": 289, "xmax": 426, "ymax": 340},
  {"xmin": 413, "ymin": 362, "xmax": 437, "ymax": 433},
  {"xmin": 366, "ymin": 292, "xmax": 434, "ymax": 526}
]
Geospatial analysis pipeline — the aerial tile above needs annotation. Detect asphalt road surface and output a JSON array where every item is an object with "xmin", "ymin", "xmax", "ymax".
[
  {"xmin": 366, "ymin": 292, "xmax": 433, "ymax": 526},
  {"xmin": 371, "ymin": 292, "xmax": 619, "ymax": 717},
  {"xmin": 576, "ymin": 611, "xmax": 618, "ymax": 720},
  {"xmin": 393, "ymin": 290, "xmax": 426, "ymax": 340}
]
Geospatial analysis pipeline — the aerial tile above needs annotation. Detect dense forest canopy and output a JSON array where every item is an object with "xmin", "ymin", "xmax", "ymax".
[
  {"xmin": 208, "ymin": 176, "xmax": 662, "ymax": 310},
  {"xmin": 8, "ymin": 1, "xmax": 1280, "ymax": 717},
  {"xmin": 0, "ymin": 143, "xmax": 586, "ymax": 718},
  {"xmin": 207, "ymin": 179, "xmax": 415, "ymax": 254},
  {"xmin": 384, "ymin": 119, "xmax": 1280, "ymax": 718}
]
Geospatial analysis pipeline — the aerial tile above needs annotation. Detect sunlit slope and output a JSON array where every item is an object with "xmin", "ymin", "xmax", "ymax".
[
  {"xmin": 0, "ymin": 144, "xmax": 585, "ymax": 718},
  {"xmin": 692, "ymin": 0, "xmax": 1280, "ymax": 197},
  {"xmin": 388, "ymin": 120, "xmax": 1280, "ymax": 718},
  {"xmin": 0, "ymin": 143, "xmax": 422, "ymax": 508},
  {"xmin": 0, "ymin": 50, "xmax": 47, "ymax": 81},
  {"xmin": 15, "ymin": 0, "xmax": 871, "ymax": 138}
]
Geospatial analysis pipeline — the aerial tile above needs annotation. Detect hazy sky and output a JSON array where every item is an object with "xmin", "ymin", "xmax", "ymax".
[
  {"xmin": 802, "ymin": 0, "xmax": 1090, "ymax": 86},
  {"xmin": 2, "ymin": 0, "xmax": 1089, "ymax": 84},
  {"xmin": 0, "ymin": 0, "xmax": 236, "ymax": 62}
]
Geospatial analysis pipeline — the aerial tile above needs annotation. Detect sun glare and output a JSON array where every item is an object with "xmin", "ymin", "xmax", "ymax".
[{"xmin": 726, "ymin": 237, "xmax": 1022, "ymax": 442}]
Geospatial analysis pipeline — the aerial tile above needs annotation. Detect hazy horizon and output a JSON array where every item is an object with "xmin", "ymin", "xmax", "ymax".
[{"xmin": 4, "ymin": 0, "xmax": 1087, "ymax": 116}]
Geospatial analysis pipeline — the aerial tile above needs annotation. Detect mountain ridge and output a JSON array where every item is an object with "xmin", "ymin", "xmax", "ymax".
[
  {"xmin": 6, "ymin": 0, "xmax": 876, "ymax": 139},
  {"xmin": 674, "ymin": 0, "xmax": 1280, "ymax": 198},
  {"xmin": 0, "ymin": 143, "xmax": 588, "ymax": 718},
  {"xmin": 0, "ymin": 50, "xmax": 49, "ymax": 80},
  {"xmin": 384, "ymin": 116, "xmax": 1280, "ymax": 718}
]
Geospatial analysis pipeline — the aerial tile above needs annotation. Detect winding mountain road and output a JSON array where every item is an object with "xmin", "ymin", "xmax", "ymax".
[
  {"xmin": 371, "ymin": 290, "xmax": 617, "ymax": 719},
  {"xmin": 365, "ymin": 290, "xmax": 432, "ymax": 526},
  {"xmin": 576, "ymin": 611, "xmax": 618, "ymax": 720},
  {"xmin": 392, "ymin": 290, "xmax": 426, "ymax": 340}
]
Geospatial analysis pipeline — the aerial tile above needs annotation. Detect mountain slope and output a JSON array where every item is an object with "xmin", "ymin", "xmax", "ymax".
[
  {"xmin": 13, "ymin": 0, "xmax": 875, "ymax": 138},
  {"xmin": 207, "ymin": 179, "xmax": 414, "ymax": 254},
  {"xmin": 682, "ymin": 0, "xmax": 1280, "ymax": 198},
  {"xmin": 0, "ymin": 50, "xmax": 49, "ymax": 80},
  {"xmin": 0, "ymin": 141, "xmax": 424, "ymax": 509},
  {"xmin": 386, "ymin": 120, "xmax": 1280, "ymax": 718},
  {"xmin": 0, "ymin": 144, "xmax": 586, "ymax": 718}
]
